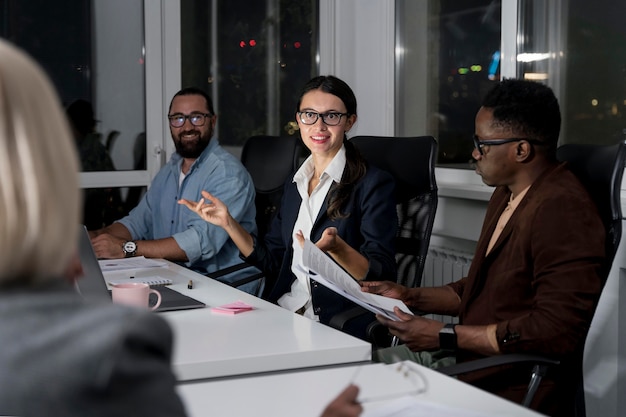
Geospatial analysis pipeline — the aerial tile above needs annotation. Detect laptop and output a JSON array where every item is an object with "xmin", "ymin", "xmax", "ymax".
[{"xmin": 75, "ymin": 225, "xmax": 206, "ymax": 312}]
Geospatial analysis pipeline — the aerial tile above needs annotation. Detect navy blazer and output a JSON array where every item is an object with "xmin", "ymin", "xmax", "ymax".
[{"xmin": 244, "ymin": 163, "xmax": 398, "ymax": 325}]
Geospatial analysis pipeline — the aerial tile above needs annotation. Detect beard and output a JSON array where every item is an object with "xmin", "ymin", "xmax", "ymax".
[{"xmin": 173, "ymin": 128, "xmax": 211, "ymax": 158}]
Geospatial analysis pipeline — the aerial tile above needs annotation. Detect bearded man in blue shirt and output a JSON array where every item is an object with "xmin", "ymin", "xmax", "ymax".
[{"xmin": 90, "ymin": 88, "xmax": 256, "ymax": 286}]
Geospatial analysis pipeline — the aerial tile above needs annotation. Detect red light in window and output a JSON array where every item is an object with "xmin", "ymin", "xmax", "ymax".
[
  {"xmin": 249, "ymin": 39, "xmax": 257, "ymax": 47},
  {"xmin": 239, "ymin": 40, "xmax": 246, "ymax": 48},
  {"xmin": 294, "ymin": 41, "xmax": 301, "ymax": 49}
]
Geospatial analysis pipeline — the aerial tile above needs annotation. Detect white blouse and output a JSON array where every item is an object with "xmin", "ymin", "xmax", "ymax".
[{"xmin": 277, "ymin": 145, "xmax": 347, "ymax": 320}]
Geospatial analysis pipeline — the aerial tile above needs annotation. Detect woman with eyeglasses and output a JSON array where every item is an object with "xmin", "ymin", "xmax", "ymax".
[{"xmin": 180, "ymin": 75, "xmax": 397, "ymax": 337}]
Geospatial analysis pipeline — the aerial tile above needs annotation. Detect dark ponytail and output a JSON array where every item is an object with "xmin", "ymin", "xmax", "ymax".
[{"xmin": 326, "ymin": 138, "xmax": 367, "ymax": 220}]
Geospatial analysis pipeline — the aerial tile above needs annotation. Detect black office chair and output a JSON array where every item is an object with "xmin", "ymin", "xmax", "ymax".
[
  {"xmin": 328, "ymin": 135, "xmax": 439, "ymax": 345},
  {"xmin": 208, "ymin": 135, "xmax": 304, "ymax": 295},
  {"xmin": 437, "ymin": 140, "xmax": 626, "ymax": 415},
  {"xmin": 124, "ymin": 132, "xmax": 147, "ymax": 213},
  {"xmin": 106, "ymin": 130, "xmax": 121, "ymax": 153},
  {"xmin": 241, "ymin": 135, "xmax": 305, "ymax": 239}
]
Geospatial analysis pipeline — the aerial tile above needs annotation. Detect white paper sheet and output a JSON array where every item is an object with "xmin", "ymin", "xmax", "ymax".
[
  {"xmin": 302, "ymin": 239, "xmax": 412, "ymax": 321},
  {"xmin": 98, "ymin": 256, "xmax": 168, "ymax": 272}
]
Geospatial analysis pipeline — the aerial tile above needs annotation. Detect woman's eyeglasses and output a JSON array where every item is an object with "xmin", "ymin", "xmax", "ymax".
[{"xmin": 297, "ymin": 111, "xmax": 349, "ymax": 126}]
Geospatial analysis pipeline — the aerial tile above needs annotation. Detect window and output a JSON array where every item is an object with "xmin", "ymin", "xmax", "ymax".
[
  {"xmin": 180, "ymin": 0, "xmax": 318, "ymax": 147},
  {"xmin": 0, "ymin": 0, "xmax": 147, "ymax": 173},
  {"xmin": 1, "ymin": 0, "xmax": 149, "ymax": 227},
  {"xmin": 518, "ymin": 0, "xmax": 626, "ymax": 146},
  {"xmin": 396, "ymin": 0, "xmax": 626, "ymax": 170},
  {"xmin": 395, "ymin": 0, "xmax": 501, "ymax": 169}
]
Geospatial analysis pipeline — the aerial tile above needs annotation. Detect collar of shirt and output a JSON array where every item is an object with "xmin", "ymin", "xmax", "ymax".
[
  {"xmin": 508, "ymin": 184, "xmax": 531, "ymax": 211},
  {"xmin": 293, "ymin": 144, "xmax": 346, "ymax": 192},
  {"xmin": 485, "ymin": 184, "xmax": 531, "ymax": 256}
]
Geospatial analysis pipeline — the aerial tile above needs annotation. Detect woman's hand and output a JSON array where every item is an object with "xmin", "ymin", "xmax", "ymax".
[
  {"xmin": 294, "ymin": 227, "xmax": 341, "ymax": 253},
  {"xmin": 315, "ymin": 227, "xmax": 341, "ymax": 253},
  {"xmin": 294, "ymin": 227, "xmax": 369, "ymax": 280},
  {"xmin": 178, "ymin": 190, "xmax": 231, "ymax": 229}
]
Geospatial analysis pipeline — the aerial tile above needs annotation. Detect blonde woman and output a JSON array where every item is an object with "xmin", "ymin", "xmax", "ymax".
[{"xmin": 0, "ymin": 39, "xmax": 186, "ymax": 417}]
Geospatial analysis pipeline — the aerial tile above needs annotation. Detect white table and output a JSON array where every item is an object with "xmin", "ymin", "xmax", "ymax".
[
  {"xmin": 177, "ymin": 361, "xmax": 545, "ymax": 417},
  {"xmin": 103, "ymin": 260, "xmax": 371, "ymax": 381}
]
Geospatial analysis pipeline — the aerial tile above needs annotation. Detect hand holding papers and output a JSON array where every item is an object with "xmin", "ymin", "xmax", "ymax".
[{"xmin": 302, "ymin": 239, "xmax": 412, "ymax": 321}]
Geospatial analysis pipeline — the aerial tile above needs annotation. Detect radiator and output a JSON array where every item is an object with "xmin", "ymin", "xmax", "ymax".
[{"xmin": 421, "ymin": 246, "xmax": 473, "ymax": 324}]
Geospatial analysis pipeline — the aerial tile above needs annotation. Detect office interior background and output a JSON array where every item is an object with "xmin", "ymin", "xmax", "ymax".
[{"xmin": 2, "ymin": 0, "xmax": 625, "ymax": 415}]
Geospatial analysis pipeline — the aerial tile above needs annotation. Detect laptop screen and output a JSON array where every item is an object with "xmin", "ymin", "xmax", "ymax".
[
  {"xmin": 75, "ymin": 226, "xmax": 206, "ymax": 312},
  {"xmin": 75, "ymin": 225, "xmax": 112, "ymax": 301}
]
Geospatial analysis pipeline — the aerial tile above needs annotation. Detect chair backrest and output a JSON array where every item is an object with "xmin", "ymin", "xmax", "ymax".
[
  {"xmin": 350, "ymin": 135, "xmax": 438, "ymax": 288},
  {"xmin": 556, "ymin": 141, "xmax": 626, "ymax": 281},
  {"xmin": 241, "ymin": 135, "xmax": 304, "ymax": 239},
  {"xmin": 106, "ymin": 130, "xmax": 120, "ymax": 153}
]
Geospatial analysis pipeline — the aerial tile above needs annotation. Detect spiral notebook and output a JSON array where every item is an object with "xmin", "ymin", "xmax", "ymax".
[
  {"xmin": 107, "ymin": 276, "xmax": 173, "ymax": 286},
  {"xmin": 75, "ymin": 225, "xmax": 205, "ymax": 312}
]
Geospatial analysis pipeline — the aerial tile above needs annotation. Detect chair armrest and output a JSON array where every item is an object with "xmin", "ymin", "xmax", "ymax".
[
  {"xmin": 207, "ymin": 262, "xmax": 253, "ymax": 279},
  {"xmin": 205, "ymin": 262, "xmax": 265, "ymax": 296},
  {"xmin": 328, "ymin": 305, "xmax": 369, "ymax": 329},
  {"xmin": 437, "ymin": 353, "xmax": 560, "ymax": 376}
]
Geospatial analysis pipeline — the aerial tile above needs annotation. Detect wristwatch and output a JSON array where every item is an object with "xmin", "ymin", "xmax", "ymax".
[
  {"xmin": 122, "ymin": 241, "xmax": 137, "ymax": 258},
  {"xmin": 439, "ymin": 323, "xmax": 457, "ymax": 351}
]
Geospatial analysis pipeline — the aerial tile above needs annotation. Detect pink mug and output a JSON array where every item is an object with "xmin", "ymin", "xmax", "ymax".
[{"xmin": 111, "ymin": 282, "xmax": 162, "ymax": 310}]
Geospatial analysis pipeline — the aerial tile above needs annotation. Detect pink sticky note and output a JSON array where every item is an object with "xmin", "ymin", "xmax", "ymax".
[{"xmin": 211, "ymin": 300, "xmax": 255, "ymax": 315}]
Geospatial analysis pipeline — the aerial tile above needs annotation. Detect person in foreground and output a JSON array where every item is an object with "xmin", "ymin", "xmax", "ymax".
[
  {"xmin": 362, "ymin": 79, "xmax": 605, "ymax": 417},
  {"xmin": 0, "ymin": 39, "xmax": 362, "ymax": 417},
  {"xmin": 180, "ymin": 75, "xmax": 397, "ymax": 334},
  {"xmin": 0, "ymin": 39, "xmax": 186, "ymax": 417},
  {"xmin": 89, "ymin": 87, "xmax": 257, "ymax": 281}
]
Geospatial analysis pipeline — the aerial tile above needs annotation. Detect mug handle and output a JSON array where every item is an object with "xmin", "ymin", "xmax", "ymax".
[{"xmin": 149, "ymin": 289, "xmax": 162, "ymax": 311}]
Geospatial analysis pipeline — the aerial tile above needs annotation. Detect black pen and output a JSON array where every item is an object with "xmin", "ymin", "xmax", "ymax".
[{"xmin": 188, "ymin": 279, "xmax": 193, "ymax": 289}]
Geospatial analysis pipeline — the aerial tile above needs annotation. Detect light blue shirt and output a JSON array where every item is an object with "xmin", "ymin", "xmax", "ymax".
[{"xmin": 118, "ymin": 139, "xmax": 256, "ymax": 274}]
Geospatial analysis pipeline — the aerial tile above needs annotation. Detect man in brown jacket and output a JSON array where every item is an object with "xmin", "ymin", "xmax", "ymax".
[{"xmin": 362, "ymin": 79, "xmax": 605, "ymax": 417}]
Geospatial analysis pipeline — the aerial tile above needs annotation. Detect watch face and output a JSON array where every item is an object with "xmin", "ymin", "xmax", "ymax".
[{"xmin": 123, "ymin": 241, "xmax": 136, "ymax": 253}]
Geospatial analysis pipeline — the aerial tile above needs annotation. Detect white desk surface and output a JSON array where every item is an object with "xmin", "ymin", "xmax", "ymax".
[
  {"xmin": 103, "ymin": 261, "xmax": 371, "ymax": 381},
  {"xmin": 177, "ymin": 361, "xmax": 545, "ymax": 417}
]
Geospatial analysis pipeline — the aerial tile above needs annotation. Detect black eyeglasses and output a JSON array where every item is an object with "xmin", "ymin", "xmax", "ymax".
[
  {"xmin": 297, "ymin": 111, "xmax": 349, "ymax": 126},
  {"xmin": 472, "ymin": 135, "xmax": 542, "ymax": 156},
  {"xmin": 168, "ymin": 112, "xmax": 212, "ymax": 128}
]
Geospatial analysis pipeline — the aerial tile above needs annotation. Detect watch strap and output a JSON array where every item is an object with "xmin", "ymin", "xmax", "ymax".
[{"xmin": 439, "ymin": 323, "xmax": 458, "ymax": 351}]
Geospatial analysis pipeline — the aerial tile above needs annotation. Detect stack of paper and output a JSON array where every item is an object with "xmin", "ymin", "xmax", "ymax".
[
  {"xmin": 107, "ymin": 276, "xmax": 173, "ymax": 286},
  {"xmin": 98, "ymin": 256, "xmax": 168, "ymax": 272},
  {"xmin": 301, "ymin": 239, "xmax": 412, "ymax": 321}
]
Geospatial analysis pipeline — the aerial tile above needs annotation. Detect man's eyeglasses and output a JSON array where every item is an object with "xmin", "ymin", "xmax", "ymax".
[
  {"xmin": 168, "ymin": 112, "xmax": 212, "ymax": 128},
  {"xmin": 297, "ymin": 111, "xmax": 349, "ymax": 126},
  {"xmin": 472, "ymin": 135, "xmax": 542, "ymax": 156}
]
